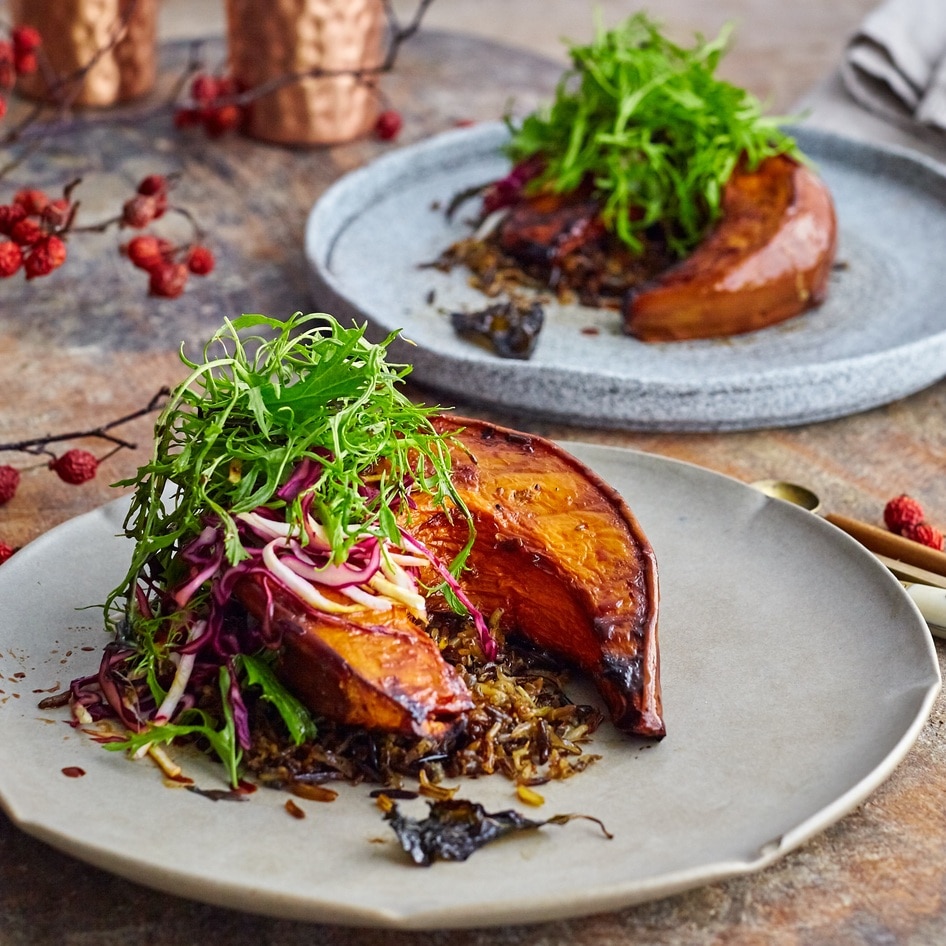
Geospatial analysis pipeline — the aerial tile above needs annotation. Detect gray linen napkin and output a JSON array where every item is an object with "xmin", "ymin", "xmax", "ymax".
[{"xmin": 842, "ymin": 0, "xmax": 946, "ymax": 131}]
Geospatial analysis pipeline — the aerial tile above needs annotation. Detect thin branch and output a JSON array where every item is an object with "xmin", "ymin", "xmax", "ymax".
[
  {"xmin": 0, "ymin": 388, "xmax": 169, "ymax": 456},
  {"xmin": 381, "ymin": 0, "xmax": 438, "ymax": 69}
]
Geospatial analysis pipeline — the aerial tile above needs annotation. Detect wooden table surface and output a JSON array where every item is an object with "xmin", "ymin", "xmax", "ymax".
[{"xmin": 4, "ymin": 15, "xmax": 946, "ymax": 946}]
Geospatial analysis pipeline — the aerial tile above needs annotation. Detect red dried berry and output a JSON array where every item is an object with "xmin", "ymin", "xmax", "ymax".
[
  {"xmin": 24, "ymin": 235, "xmax": 66, "ymax": 279},
  {"xmin": 204, "ymin": 103, "xmax": 243, "ymax": 137},
  {"xmin": 375, "ymin": 109, "xmax": 403, "ymax": 141},
  {"xmin": 0, "ymin": 541, "xmax": 15, "ymax": 565},
  {"xmin": 10, "ymin": 217, "xmax": 43, "ymax": 246},
  {"xmin": 190, "ymin": 72, "xmax": 220, "ymax": 103},
  {"xmin": 13, "ymin": 50, "xmax": 37, "ymax": 75},
  {"xmin": 137, "ymin": 174, "xmax": 168, "ymax": 197},
  {"xmin": 0, "ymin": 240, "xmax": 22, "ymax": 277},
  {"xmin": 0, "ymin": 465, "xmax": 20, "ymax": 505},
  {"xmin": 49, "ymin": 449, "xmax": 98, "ymax": 485},
  {"xmin": 0, "ymin": 204, "xmax": 27, "ymax": 235},
  {"xmin": 121, "ymin": 194, "xmax": 155, "ymax": 228},
  {"xmin": 187, "ymin": 245, "xmax": 215, "ymax": 275},
  {"xmin": 124, "ymin": 234, "xmax": 171, "ymax": 271},
  {"xmin": 12, "ymin": 25, "xmax": 42, "ymax": 55},
  {"xmin": 13, "ymin": 188, "xmax": 49, "ymax": 215},
  {"xmin": 11, "ymin": 29, "xmax": 39, "ymax": 75},
  {"xmin": 0, "ymin": 41, "xmax": 14, "ymax": 89},
  {"xmin": 121, "ymin": 193, "xmax": 161, "ymax": 228},
  {"xmin": 148, "ymin": 261, "xmax": 188, "ymax": 298},
  {"xmin": 883, "ymin": 494, "xmax": 926, "ymax": 534},
  {"xmin": 0, "ymin": 96, "xmax": 7, "ymax": 121},
  {"xmin": 901, "ymin": 521, "xmax": 945, "ymax": 551}
]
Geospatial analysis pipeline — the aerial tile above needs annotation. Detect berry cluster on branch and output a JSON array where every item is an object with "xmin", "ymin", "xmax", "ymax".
[
  {"xmin": 0, "ymin": 173, "xmax": 214, "ymax": 294},
  {"xmin": 0, "ymin": 0, "xmax": 435, "ymax": 296},
  {"xmin": 0, "ymin": 389, "xmax": 170, "ymax": 563},
  {"xmin": 0, "ymin": 25, "xmax": 40, "ymax": 119},
  {"xmin": 1, "ymin": 17, "xmax": 216, "ymax": 296},
  {"xmin": 171, "ymin": 0, "xmax": 437, "ymax": 143}
]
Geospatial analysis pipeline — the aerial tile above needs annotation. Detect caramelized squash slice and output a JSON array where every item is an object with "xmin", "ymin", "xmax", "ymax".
[
  {"xmin": 236, "ymin": 578, "xmax": 473, "ymax": 740},
  {"xmin": 624, "ymin": 154, "xmax": 837, "ymax": 342},
  {"xmin": 237, "ymin": 417, "xmax": 664, "ymax": 742},
  {"xmin": 411, "ymin": 417, "xmax": 665, "ymax": 739}
]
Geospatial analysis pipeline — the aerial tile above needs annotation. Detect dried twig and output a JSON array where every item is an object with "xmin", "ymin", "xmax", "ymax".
[{"xmin": 0, "ymin": 387, "xmax": 169, "ymax": 458}]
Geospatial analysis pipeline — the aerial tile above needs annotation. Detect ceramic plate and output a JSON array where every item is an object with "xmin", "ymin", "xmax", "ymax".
[
  {"xmin": 306, "ymin": 123, "xmax": 946, "ymax": 431},
  {"xmin": 0, "ymin": 447, "xmax": 939, "ymax": 929}
]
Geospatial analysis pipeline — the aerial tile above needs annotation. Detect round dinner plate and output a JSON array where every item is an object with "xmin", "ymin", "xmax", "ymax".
[
  {"xmin": 305, "ymin": 123, "xmax": 946, "ymax": 431},
  {"xmin": 0, "ymin": 446, "xmax": 939, "ymax": 929}
]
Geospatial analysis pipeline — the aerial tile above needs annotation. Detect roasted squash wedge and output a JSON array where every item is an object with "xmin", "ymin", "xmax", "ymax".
[
  {"xmin": 238, "ymin": 417, "xmax": 664, "ymax": 742},
  {"xmin": 236, "ymin": 578, "xmax": 474, "ymax": 740},
  {"xmin": 410, "ymin": 417, "xmax": 665, "ymax": 740},
  {"xmin": 624, "ymin": 153, "xmax": 838, "ymax": 342}
]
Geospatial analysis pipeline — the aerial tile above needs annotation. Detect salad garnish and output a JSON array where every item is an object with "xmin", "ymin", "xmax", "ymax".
[
  {"xmin": 500, "ymin": 12, "xmax": 800, "ymax": 257},
  {"xmin": 72, "ymin": 313, "xmax": 494, "ymax": 785}
]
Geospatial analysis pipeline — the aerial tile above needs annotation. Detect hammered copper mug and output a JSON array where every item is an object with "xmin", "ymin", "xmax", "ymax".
[
  {"xmin": 10, "ymin": 0, "xmax": 158, "ymax": 108},
  {"xmin": 225, "ymin": 0, "xmax": 386, "ymax": 146}
]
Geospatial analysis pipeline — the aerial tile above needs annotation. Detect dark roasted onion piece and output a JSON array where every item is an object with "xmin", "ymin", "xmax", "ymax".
[
  {"xmin": 450, "ymin": 300, "xmax": 544, "ymax": 359},
  {"xmin": 382, "ymin": 797, "xmax": 613, "ymax": 865}
]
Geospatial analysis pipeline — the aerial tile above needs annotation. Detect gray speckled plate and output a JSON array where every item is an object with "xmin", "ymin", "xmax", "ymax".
[
  {"xmin": 305, "ymin": 123, "xmax": 946, "ymax": 431},
  {"xmin": 0, "ymin": 447, "xmax": 939, "ymax": 928}
]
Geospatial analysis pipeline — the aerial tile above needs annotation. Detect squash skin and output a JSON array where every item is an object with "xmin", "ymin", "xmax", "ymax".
[
  {"xmin": 412, "ymin": 417, "xmax": 664, "ymax": 740},
  {"xmin": 236, "ymin": 578, "xmax": 473, "ymax": 740},
  {"xmin": 624, "ymin": 154, "xmax": 838, "ymax": 342}
]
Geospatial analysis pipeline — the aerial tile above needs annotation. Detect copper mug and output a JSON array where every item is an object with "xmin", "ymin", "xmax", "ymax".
[
  {"xmin": 225, "ymin": 0, "xmax": 386, "ymax": 146},
  {"xmin": 10, "ymin": 0, "xmax": 157, "ymax": 108}
]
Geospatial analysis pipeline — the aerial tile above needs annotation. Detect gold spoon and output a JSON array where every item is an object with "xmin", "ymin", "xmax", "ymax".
[{"xmin": 751, "ymin": 479, "xmax": 946, "ymax": 638}]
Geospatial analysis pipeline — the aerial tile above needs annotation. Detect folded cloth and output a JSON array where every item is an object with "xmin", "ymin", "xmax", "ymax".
[{"xmin": 842, "ymin": 0, "xmax": 946, "ymax": 132}]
